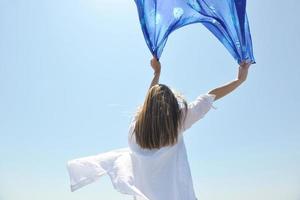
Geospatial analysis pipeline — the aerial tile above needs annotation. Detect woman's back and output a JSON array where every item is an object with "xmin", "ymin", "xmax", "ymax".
[
  {"xmin": 66, "ymin": 46, "xmax": 251, "ymax": 200},
  {"xmin": 128, "ymin": 93, "xmax": 216, "ymax": 200}
]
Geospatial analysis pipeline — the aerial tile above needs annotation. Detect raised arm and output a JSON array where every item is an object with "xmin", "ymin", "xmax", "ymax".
[
  {"xmin": 208, "ymin": 62, "xmax": 251, "ymax": 101},
  {"xmin": 148, "ymin": 57, "xmax": 161, "ymax": 89}
]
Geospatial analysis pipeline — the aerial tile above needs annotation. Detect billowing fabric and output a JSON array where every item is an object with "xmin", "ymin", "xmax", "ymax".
[
  {"xmin": 67, "ymin": 93, "xmax": 216, "ymax": 200},
  {"xmin": 134, "ymin": 0, "xmax": 255, "ymax": 64}
]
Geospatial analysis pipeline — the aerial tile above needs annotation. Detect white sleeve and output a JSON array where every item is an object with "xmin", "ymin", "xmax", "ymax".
[
  {"xmin": 127, "ymin": 109, "xmax": 139, "ymax": 140},
  {"xmin": 182, "ymin": 93, "xmax": 216, "ymax": 131}
]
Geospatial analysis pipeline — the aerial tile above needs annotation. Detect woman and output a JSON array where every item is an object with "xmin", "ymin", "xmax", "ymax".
[{"xmin": 66, "ymin": 57, "xmax": 251, "ymax": 200}]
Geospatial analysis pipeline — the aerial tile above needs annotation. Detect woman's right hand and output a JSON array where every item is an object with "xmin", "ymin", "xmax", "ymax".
[
  {"xmin": 208, "ymin": 61, "xmax": 252, "ymax": 101},
  {"xmin": 237, "ymin": 61, "xmax": 251, "ymax": 83}
]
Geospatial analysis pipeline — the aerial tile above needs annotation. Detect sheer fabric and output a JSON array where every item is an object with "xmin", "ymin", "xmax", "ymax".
[
  {"xmin": 134, "ymin": 0, "xmax": 255, "ymax": 64},
  {"xmin": 67, "ymin": 94, "xmax": 216, "ymax": 200}
]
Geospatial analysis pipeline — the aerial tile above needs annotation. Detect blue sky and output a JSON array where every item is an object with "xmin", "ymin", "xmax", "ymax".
[{"xmin": 0, "ymin": 0, "xmax": 299, "ymax": 200}]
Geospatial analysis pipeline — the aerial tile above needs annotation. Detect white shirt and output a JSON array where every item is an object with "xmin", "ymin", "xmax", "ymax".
[{"xmin": 67, "ymin": 93, "xmax": 216, "ymax": 200}]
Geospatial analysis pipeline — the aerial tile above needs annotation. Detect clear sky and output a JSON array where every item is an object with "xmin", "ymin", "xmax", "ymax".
[{"xmin": 0, "ymin": 0, "xmax": 299, "ymax": 200}]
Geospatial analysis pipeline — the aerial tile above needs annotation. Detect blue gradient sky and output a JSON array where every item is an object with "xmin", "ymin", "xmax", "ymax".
[{"xmin": 0, "ymin": 0, "xmax": 299, "ymax": 200}]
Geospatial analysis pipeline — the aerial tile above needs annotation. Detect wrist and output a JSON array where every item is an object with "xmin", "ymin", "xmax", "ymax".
[
  {"xmin": 235, "ymin": 79, "xmax": 244, "ymax": 85},
  {"xmin": 154, "ymin": 70, "xmax": 161, "ymax": 75}
]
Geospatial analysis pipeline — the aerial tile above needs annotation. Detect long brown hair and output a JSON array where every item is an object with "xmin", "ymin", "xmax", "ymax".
[{"xmin": 132, "ymin": 84, "xmax": 188, "ymax": 149}]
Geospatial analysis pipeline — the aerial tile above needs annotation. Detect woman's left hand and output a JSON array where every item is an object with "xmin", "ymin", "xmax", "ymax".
[{"xmin": 150, "ymin": 57, "xmax": 161, "ymax": 74}]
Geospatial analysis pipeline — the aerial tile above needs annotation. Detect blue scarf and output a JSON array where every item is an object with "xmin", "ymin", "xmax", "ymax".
[{"xmin": 134, "ymin": 0, "xmax": 255, "ymax": 64}]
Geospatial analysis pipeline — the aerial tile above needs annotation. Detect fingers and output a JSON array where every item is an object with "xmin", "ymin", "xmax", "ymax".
[
  {"xmin": 240, "ymin": 61, "xmax": 251, "ymax": 69},
  {"xmin": 151, "ymin": 57, "xmax": 160, "ymax": 67},
  {"xmin": 240, "ymin": 61, "xmax": 246, "ymax": 67},
  {"xmin": 150, "ymin": 57, "xmax": 161, "ymax": 74},
  {"xmin": 151, "ymin": 55, "xmax": 158, "ymax": 62}
]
